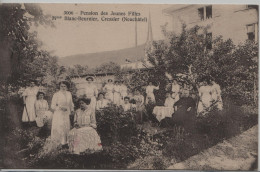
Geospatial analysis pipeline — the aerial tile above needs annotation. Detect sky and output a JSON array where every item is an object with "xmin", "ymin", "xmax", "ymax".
[{"xmin": 34, "ymin": 4, "xmax": 173, "ymax": 58}]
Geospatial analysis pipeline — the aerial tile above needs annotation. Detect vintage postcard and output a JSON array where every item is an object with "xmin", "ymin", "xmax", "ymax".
[{"xmin": 0, "ymin": 2, "xmax": 258, "ymax": 170}]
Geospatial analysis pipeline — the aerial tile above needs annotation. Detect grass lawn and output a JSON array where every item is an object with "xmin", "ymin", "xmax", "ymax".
[{"xmin": 0, "ymin": 98, "xmax": 258, "ymax": 169}]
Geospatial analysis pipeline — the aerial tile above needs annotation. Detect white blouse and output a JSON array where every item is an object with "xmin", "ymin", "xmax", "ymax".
[
  {"xmin": 51, "ymin": 91, "xmax": 74, "ymax": 112},
  {"xmin": 96, "ymin": 99, "xmax": 109, "ymax": 110},
  {"xmin": 146, "ymin": 85, "xmax": 159, "ymax": 94},
  {"xmin": 84, "ymin": 84, "xmax": 98, "ymax": 97}
]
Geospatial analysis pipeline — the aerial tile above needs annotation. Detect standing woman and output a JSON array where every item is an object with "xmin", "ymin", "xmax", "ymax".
[
  {"xmin": 51, "ymin": 81, "xmax": 74, "ymax": 146},
  {"xmin": 103, "ymin": 79, "xmax": 114, "ymax": 102},
  {"xmin": 119, "ymin": 80, "xmax": 128, "ymax": 104},
  {"xmin": 84, "ymin": 77, "xmax": 98, "ymax": 110},
  {"xmin": 197, "ymin": 78, "xmax": 213, "ymax": 116},
  {"xmin": 145, "ymin": 81, "xmax": 159, "ymax": 104},
  {"xmin": 22, "ymin": 80, "xmax": 39, "ymax": 123},
  {"xmin": 113, "ymin": 81, "xmax": 121, "ymax": 106},
  {"xmin": 211, "ymin": 80, "xmax": 223, "ymax": 110},
  {"xmin": 133, "ymin": 89, "xmax": 145, "ymax": 124},
  {"xmin": 171, "ymin": 79, "xmax": 180, "ymax": 103}
]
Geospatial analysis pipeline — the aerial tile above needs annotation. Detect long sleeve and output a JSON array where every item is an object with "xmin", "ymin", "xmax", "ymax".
[
  {"xmin": 140, "ymin": 96, "xmax": 144, "ymax": 105},
  {"xmin": 94, "ymin": 87, "xmax": 98, "ymax": 97},
  {"xmin": 45, "ymin": 100, "xmax": 49, "ymax": 110},
  {"xmin": 90, "ymin": 111, "xmax": 97, "ymax": 124},
  {"xmin": 74, "ymin": 111, "xmax": 78, "ymax": 123},
  {"xmin": 22, "ymin": 88, "xmax": 28, "ymax": 97},
  {"xmin": 51, "ymin": 93, "xmax": 59, "ymax": 111},
  {"xmin": 69, "ymin": 92, "xmax": 74, "ymax": 112},
  {"xmin": 154, "ymin": 85, "xmax": 159, "ymax": 90},
  {"xmin": 35, "ymin": 101, "xmax": 40, "ymax": 111},
  {"xmin": 146, "ymin": 87, "xmax": 149, "ymax": 94}
]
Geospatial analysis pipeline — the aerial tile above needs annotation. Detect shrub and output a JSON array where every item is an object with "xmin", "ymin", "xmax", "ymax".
[{"xmin": 96, "ymin": 104, "xmax": 138, "ymax": 145}]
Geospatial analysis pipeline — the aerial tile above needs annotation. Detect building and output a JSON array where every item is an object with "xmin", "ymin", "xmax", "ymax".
[{"xmin": 163, "ymin": 4, "xmax": 258, "ymax": 44}]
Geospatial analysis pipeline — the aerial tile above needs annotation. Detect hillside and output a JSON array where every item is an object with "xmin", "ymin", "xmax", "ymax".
[{"xmin": 59, "ymin": 44, "xmax": 146, "ymax": 68}]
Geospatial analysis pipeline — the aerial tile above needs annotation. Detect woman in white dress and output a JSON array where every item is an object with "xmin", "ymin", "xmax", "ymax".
[
  {"xmin": 96, "ymin": 93, "xmax": 109, "ymax": 110},
  {"xmin": 121, "ymin": 96, "xmax": 133, "ymax": 112},
  {"xmin": 171, "ymin": 79, "xmax": 180, "ymax": 103},
  {"xmin": 145, "ymin": 81, "xmax": 159, "ymax": 104},
  {"xmin": 68, "ymin": 98, "xmax": 102, "ymax": 154},
  {"xmin": 84, "ymin": 77, "xmax": 98, "ymax": 110},
  {"xmin": 35, "ymin": 92, "xmax": 52, "ymax": 127},
  {"xmin": 22, "ymin": 80, "xmax": 39, "ymax": 122},
  {"xmin": 113, "ymin": 81, "xmax": 121, "ymax": 106},
  {"xmin": 133, "ymin": 90, "xmax": 145, "ymax": 123},
  {"xmin": 211, "ymin": 81, "xmax": 223, "ymax": 110},
  {"xmin": 119, "ymin": 81, "xmax": 128, "ymax": 104},
  {"xmin": 103, "ymin": 79, "xmax": 114, "ymax": 102},
  {"xmin": 197, "ymin": 79, "xmax": 213, "ymax": 116},
  {"xmin": 51, "ymin": 81, "xmax": 74, "ymax": 146}
]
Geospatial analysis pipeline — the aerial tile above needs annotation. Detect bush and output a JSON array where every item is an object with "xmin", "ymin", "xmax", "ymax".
[{"xmin": 96, "ymin": 104, "xmax": 138, "ymax": 145}]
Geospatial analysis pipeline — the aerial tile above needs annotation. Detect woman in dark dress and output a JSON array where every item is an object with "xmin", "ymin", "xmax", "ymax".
[{"xmin": 172, "ymin": 91, "xmax": 196, "ymax": 132}]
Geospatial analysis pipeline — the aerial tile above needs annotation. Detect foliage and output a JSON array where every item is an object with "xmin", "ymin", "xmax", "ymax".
[
  {"xmin": 96, "ymin": 104, "xmax": 138, "ymax": 144},
  {"xmin": 67, "ymin": 64, "xmax": 89, "ymax": 77},
  {"xmin": 93, "ymin": 61, "xmax": 121, "ymax": 74},
  {"xmin": 146, "ymin": 24, "xmax": 258, "ymax": 105},
  {"xmin": 0, "ymin": 3, "xmax": 54, "ymax": 85}
]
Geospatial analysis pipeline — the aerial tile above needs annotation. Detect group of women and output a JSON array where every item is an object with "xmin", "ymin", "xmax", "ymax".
[
  {"xmin": 22, "ymin": 80, "xmax": 102, "ymax": 154},
  {"xmin": 21, "ymin": 76, "xmax": 223, "ymax": 154}
]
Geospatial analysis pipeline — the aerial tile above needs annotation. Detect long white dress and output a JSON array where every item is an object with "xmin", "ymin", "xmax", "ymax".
[
  {"xmin": 120, "ymin": 84, "xmax": 128, "ymax": 98},
  {"xmin": 113, "ymin": 85, "xmax": 121, "ymax": 106},
  {"xmin": 68, "ymin": 108, "xmax": 102, "ymax": 154},
  {"xmin": 145, "ymin": 85, "xmax": 159, "ymax": 104},
  {"xmin": 103, "ymin": 84, "xmax": 114, "ymax": 102},
  {"xmin": 171, "ymin": 83, "xmax": 180, "ymax": 102},
  {"xmin": 211, "ymin": 83, "xmax": 223, "ymax": 110},
  {"xmin": 120, "ymin": 84, "xmax": 128, "ymax": 104},
  {"xmin": 197, "ymin": 85, "xmax": 213, "ymax": 116},
  {"xmin": 84, "ymin": 83, "xmax": 98, "ymax": 110},
  {"xmin": 22, "ymin": 86, "xmax": 39, "ymax": 122},
  {"xmin": 51, "ymin": 91, "xmax": 74, "ymax": 145},
  {"xmin": 35, "ymin": 99, "xmax": 53, "ymax": 127},
  {"xmin": 96, "ymin": 99, "xmax": 109, "ymax": 110}
]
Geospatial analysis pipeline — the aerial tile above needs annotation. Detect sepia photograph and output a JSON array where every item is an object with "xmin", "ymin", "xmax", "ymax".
[{"xmin": 0, "ymin": 2, "xmax": 259, "ymax": 170}]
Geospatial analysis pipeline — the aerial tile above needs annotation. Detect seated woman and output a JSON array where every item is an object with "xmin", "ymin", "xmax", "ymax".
[
  {"xmin": 172, "ymin": 91, "xmax": 196, "ymax": 132},
  {"xmin": 96, "ymin": 92, "xmax": 109, "ymax": 110},
  {"xmin": 68, "ymin": 98, "xmax": 102, "ymax": 154},
  {"xmin": 35, "ymin": 92, "xmax": 53, "ymax": 127}
]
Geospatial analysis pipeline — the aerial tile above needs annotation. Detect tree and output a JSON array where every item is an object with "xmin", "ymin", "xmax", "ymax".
[
  {"xmin": 0, "ymin": 3, "xmax": 54, "ymax": 87},
  {"xmin": 146, "ymin": 23, "xmax": 258, "ymax": 105},
  {"xmin": 67, "ymin": 64, "xmax": 89, "ymax": 77},
  {"xmin": 94, "ymin": 61, "xmax": 121, "ymax": 74}
]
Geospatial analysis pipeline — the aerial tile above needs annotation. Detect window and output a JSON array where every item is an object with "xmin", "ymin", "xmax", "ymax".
[
  {"xmin": 198, "ymin": 7, "xmax": 204, "ymax": 20},
  {"xmin": 206, "ymin": 6, "xmax": 212, "ymax": 19},
  {"xmin": 198, "ymin": 5, "xmax": 212, "ymax": 21},
  {"xmin": 247, "ymin": 24, "xmax": 256, "ymax": 41},
  {"xmin": 206, "ymin": 32, "xmax": 212, "ymax": 50}
]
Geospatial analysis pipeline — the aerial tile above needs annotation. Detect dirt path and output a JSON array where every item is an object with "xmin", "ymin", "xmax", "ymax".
[{"xmin": 167, "ymin": 125, "xmax": 258, "ymax": 171}]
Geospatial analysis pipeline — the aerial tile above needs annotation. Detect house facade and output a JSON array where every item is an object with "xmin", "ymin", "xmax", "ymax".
[{"xmin": 163, "ymin": 4, "xmax": 258, "ymax": 44}]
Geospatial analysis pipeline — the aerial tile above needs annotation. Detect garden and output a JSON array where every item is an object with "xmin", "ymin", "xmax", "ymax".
[{"xmin": 0, "ymin": 3, "xmax": 258, "ymax": 170}]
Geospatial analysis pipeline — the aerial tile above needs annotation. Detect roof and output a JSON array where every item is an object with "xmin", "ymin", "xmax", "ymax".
[{"xmin": 163, "ymin": 4, "xmax": 195, "ymax": 14}]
